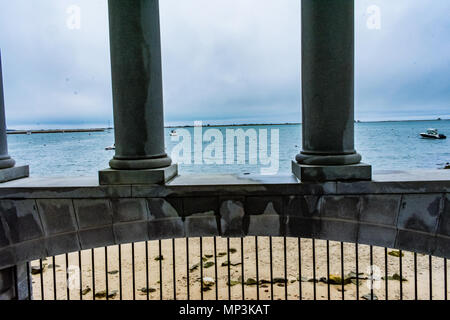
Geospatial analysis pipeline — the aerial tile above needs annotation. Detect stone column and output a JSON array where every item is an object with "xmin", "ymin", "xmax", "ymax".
[
  {"xmin": 0, "ymin": 51, "xmax": 29, "ymax": 183},
  {"xmin": 99, "ymin": 0, "xmax": 177, "ymax": 185},
  {"xmin": 0, "ymin": 265, "xmax": 32, "ymax": 300},
  {"xmin": 292, "ymin": 0, "xmax": 371, "ymax": 181}
]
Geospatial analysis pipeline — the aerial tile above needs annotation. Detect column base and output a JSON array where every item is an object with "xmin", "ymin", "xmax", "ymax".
[
  {"xmin": 292, "ymin": 161, "xmax": 371, "ymax": 182},
  {"xmin": 0, "ymin": 165, "xmax": 29, "ymax": 183},
  {"xmin": 99, "ymin": 164, "xmax": 178, "ymax": 185}
]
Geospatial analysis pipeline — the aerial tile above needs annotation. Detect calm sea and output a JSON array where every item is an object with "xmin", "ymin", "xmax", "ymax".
[{"xmin": 7, "ymin": 120, "xmax": 450, "ymax": 177}]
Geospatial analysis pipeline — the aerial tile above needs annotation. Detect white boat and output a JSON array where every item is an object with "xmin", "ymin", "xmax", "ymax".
[
  {"xmin": 420, "ymin": 128, "xmax": 446, "ymax": 139},
  {"xmin": 105, "ymin": 144, "xmax": 115, "ymax": 150},
  {"xmin": 169, "ymin": 130, "xmax": 177, "ymax": 136}
]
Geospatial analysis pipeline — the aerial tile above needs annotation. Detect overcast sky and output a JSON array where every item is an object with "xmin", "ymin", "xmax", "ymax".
[{"xmin": 0, "ymin": 0, "xmax": 449, "ymax": 129}]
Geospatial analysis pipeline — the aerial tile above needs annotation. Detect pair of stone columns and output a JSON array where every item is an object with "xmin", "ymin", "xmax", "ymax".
[{"xmin": 101, "ymin": 0, "xmax": 370, "ymax": 184}]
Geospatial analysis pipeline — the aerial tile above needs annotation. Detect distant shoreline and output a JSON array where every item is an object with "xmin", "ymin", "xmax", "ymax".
[
  {"xmin": 7, "ymin": 118, "xmax": 449, "ymax": 134},
  {"xmin": 7, "ymin": 128, "xmax": 108, "ymax": 135}
]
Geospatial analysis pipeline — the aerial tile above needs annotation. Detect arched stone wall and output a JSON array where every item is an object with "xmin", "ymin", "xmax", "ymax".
[{"xmin": 0, "ymin": 176, "xmax": 449, "ymax": 272}]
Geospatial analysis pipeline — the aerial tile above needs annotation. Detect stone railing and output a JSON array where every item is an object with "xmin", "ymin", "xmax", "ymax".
[{"xmin": 1, "ymin": 170, "xmax": 449, "ymax": 274}]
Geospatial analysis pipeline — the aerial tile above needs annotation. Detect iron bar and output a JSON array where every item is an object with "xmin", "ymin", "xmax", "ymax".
[
  {"xmin": 172, "ymin": 239, "xmax": 176, "ymax": 300},
  {"xmin": 91, "ymin": 249, "xmax": 95, "ymax": 300},
  {"xmin": 284, "ymin": 237, "xmax": 288, "ymax": 300},
  {"xmin": 65, "ymin": 254, "xmax": 70, "ymax": 300},
  {"xmin": 214, "ymin": 236, "xmax": 218, "ymax": 300},
  {"xmin": 312, "ymin": 239, "xmax": 316, "ymax": 300},
  {"xmin": 132, "ymin": 243, "xmax": 135, "ymax": 300},
  {"xmin": 355, "ymin": 244, "xmax": 359, "ymax": 300},
  {"xmin": 159, "ymin": 240, "xmax": 163, "ymax": 300},
  {"xmin": 399, "ymin": 250, "xmax": 403, "ymax": 300},
  {"xmin": 255, "ymin": 236, "xmax": 260, "ymax": 300},
  {"xmin": 119, "ymin": 244, "xmax": 122, "ymax": 300},
  {"xmin": 146, "ymin": 241, "xmax": 149, "ymax": 301},
  {"xmin": 298, "ymin": 238, "xmax": 302, "ymax": 301},
  {"xmin": 200, "ymin": 237, "xmax": 204, "ymax": 300},
  {"xmin": 105, "ymin": 247, "xmax": 109, "ymax": 301},
  {"xmin": 241, "ymin": 237, "xmax": 245, "ymax": 300},
  {"xmin": 52, "ymin": 256, "xmax": 57, "ymax": 300},
  {"xmin": 186, "ymin": 238, "xmax": 190, "ymax": 300},
  {"xmin": 269, "ymin": 236, "xmax": 274, "ymax": 300}
]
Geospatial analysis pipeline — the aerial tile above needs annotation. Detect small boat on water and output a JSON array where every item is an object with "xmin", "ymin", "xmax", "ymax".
[
  {"xmin": 170, "ymin": 130, "xmax": 177, "ymax": 136},
  {"xmin": 420, "ymin": 128, "xmax": 446, "ymax": 139},
  {"xmin": 105, "ymin": 144, "xmax": 115, "ymax": 150}
]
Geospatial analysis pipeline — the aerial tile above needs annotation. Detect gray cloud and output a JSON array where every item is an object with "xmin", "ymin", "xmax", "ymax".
[{"xmin": 0, "ymin": 0, "xmax": 449, "ymax": 129}]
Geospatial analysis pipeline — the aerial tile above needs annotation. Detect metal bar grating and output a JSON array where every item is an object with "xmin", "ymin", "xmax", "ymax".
[{"xmin": 27, "ymin": 237, "xmax": 449, "ymax": 301}]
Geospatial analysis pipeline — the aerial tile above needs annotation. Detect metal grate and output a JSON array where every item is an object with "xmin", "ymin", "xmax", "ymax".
[{"xmin": 28, "ymin": 237, "xmax": 449, "ymax": 301}]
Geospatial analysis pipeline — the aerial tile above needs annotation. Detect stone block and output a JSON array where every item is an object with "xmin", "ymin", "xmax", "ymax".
[
  {"xmin": 0, "ymin": 247, "xmax": 14, "ymax": 268},
  {"xmin": 358, "ymin": 224, "xmax": 397, "ymax": 248},
  {"xmin": 284, "ymin": 216, "xmax": 320, "ymax": 238},
  {"xmin": 246, "ymin": 196, "xmax": 283, "ymax": 215},
  {"xmin": 359, "ymin": 195, "xmax": 401, "ymax": 226},
  {"xmin": 36, "ymin": 199, "xmax": 78, "ymax": 235},
  {"xmin": 247, "ymin": 214, "xmax": 281, "ymax": 236},
  {"xmin": 395, "ymin": 230, "xmax": 436, "ymax": 256},
  {"xmin": 397, "ymin": 194, "xmax": 442, "ymax": 233},
  {"xmin": 99, "ymin": 164, "xmax": 178, "ymax": 185},
  {"xmin": 16, "ymin": 273, "xmax": 31, "ymax": 300},
  {"xmin": 0, "ymin": 267, "xmax": 14, "ymax": 294},
  {"xmin": 78, "ymin": 226, "xmax": 115, "ymax": 249},
  {"xmin": 0, "ymin": 217, "xmax": 10, "ymax": 247},
  {"xmin": 113, "ymin": 221, "xmax": 149, "ymax": 244},
  {"xmin": 434, "ymin": 235, "xmax": 450, "ymax": 259},
  {"xmin": 318, "ymin": 220, "xmax": 358, "ymax": 243},
  {"xmin": 73, "ymin": 199, "xmax": 113, "ymax": 229},
  {"xmin": 185, "ymin": 214, "xmax": 219, "ymax": 237},
  {"xmin": 292, "ymin": 161, "xmax": 372, "ymax": 182},
  {"xmin": 0, "ymin": 200, "xmax": 43, "ymax": 243},
  {"xmin": 14, "ymin": 240, "xmax": 47, "ymax": 264},
  {"xmin": 148, "ymin": 218, "xmax": 185, "ymax": 240},
  {"xmin": 0, "ymin": 165, "xmax": 29, "ymax": 183},
  {"xmin": 0, "ymin": 264, "xmax": 31, "ymax": 300},
  {"xmin": 220, "ymin": 199, "xmax": 245, "ymax": 237},
  {"xmin": 147, "ymin": 198, "xmax": 182, "ymax": 219},
  {"xmin": 320, "ymin": 195, "xmax": 360, "ymax": 220},
  {"xmin": 111, "ymin": 198, "xmax": 149, "ymax": 223},
  {"xmin": 45, "ymin": 233, "xmax": 80, "ymax": 257},
  {"xmin": 0, "ymin": 288, "xmax": 14, "ymax": 300},
  {"xmin": 183, "ymin": 197, "xmax": 218, "ymax": 217},
  {"xmin": 437, "ymin": 194, "xmax": 450, "ymax": 237},
  {"xmin": 284, "ymin": 195, "xmax": 320, "ymax": 218}
]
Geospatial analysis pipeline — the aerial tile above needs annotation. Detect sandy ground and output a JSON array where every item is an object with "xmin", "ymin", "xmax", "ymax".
[{"xmin": 30, "ymin": 237, "xmax": 449, "ymax": 300}]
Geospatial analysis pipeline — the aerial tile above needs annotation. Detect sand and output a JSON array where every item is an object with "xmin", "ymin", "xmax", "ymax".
[{"xmin": 30, "ymin": 237, "xmax": 449, "ymax": 300}]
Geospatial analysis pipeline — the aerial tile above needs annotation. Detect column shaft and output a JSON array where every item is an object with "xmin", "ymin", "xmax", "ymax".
[
  {"xmin": 296, "ymin": 0, "xmax": 361, "ymax": 166},
  {"xmin": 0, "ymin": 52, "xmax": 15, "ymax": 169},
  {"xmin": 108, "ymin": 0, "xmax": 171, "ymax": 170}
]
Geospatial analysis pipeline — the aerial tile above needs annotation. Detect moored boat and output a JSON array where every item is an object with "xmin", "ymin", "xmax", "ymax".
[
  {"xmin": 420, "ymin": 128, "xmax": 446, "ymax": 139},
  {"xmin": 105, "ymin": 144, "xmax": 115, "ymax": 150}
]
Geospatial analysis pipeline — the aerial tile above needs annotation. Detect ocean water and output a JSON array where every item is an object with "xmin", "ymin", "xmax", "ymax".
[{"xmin": 7, "ymin": 120, "xmax": 450, "ymax": 177}]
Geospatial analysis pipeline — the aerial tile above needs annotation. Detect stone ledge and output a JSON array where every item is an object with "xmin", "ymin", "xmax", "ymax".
[
  {"xmin": 99, "ymin": 164, "xmax": 178, "ymax": 185},
  {"xmin": 292, "ymin": 161, "xmax": 372, "ymax": 182},
  {"xmin": 0, "ymin": 166, "xmax": 29, "ymax": 184}
]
